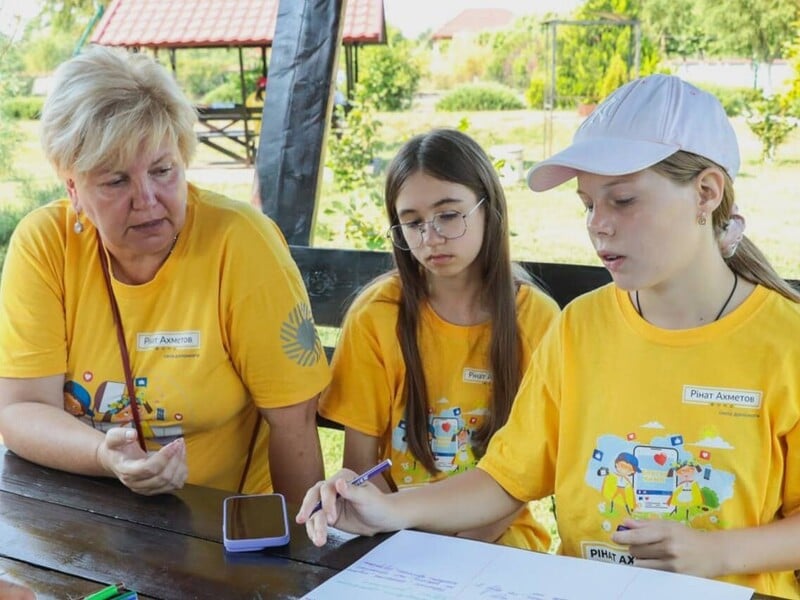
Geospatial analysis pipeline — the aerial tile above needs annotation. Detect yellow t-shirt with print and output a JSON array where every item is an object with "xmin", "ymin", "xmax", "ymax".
[
  {"xmin": 479, "ymin": 283, "xmax": 800, "ymax": 598},
  {"xmin": 320, "ymin": 274, "xmax": 559, "ymax": 552},
  {"xmin": 0, "ymin": 184, "xmax": 330, "ymax": 493}
]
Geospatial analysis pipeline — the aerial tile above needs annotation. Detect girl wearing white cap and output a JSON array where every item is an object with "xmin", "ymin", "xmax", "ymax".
[{"xmin": 298, "ymin": 75, "xmax": 800, "ymax": 598}]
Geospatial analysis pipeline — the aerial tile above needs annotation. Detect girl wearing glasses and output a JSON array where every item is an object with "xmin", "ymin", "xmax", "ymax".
[{"xmin": 317, "ymin": 128, "xmax": 559, "ymax": 550}]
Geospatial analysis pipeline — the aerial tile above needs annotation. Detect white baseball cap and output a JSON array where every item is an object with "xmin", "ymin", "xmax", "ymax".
[{"xmin": 527, "ymin": 74, "xmax": 741, "ymax": 192}]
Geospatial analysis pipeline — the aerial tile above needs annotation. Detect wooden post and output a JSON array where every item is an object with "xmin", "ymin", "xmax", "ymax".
[{"xmin": 255, "ymin": 0, "xmax": 345, "ymax": 245}]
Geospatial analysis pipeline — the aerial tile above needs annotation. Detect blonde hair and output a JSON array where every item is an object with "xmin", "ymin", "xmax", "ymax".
[
  {"xmin": 652, "ymin": 151, "xmax": 800, "ymax": 302},
  {"xmin": 41, "ymin": 45, "xmax": 197, "ymax": 177}
]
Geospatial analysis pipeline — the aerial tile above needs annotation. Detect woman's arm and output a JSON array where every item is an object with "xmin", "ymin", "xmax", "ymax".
[
  {"xmin": 0, "ymin": 374, "xmax": 108, "ymax": 474},
  {"xmin": 0, "ymin": 578, "xmax": 35, "ymax": 600},
  {"xmin": 262, "ymin": 394, "xmax": 325, "ymax": 504},
  {"xmin": 614, "ymin": 512, "xmax": 800, "ymax": 578},
  {"xmin": 0, "ymin": 375, "xmax": 187, "ymax": 495}
]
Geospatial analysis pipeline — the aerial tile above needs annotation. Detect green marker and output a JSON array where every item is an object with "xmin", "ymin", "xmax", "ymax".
[{"xmin": 84, "ymin": 583, "xmax": 125, "ymax": 600}]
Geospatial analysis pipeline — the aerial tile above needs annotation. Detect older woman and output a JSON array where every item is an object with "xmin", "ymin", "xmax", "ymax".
[{"xmin": 0, "ymin": 46, "xmax": 330, "ymax": 501}]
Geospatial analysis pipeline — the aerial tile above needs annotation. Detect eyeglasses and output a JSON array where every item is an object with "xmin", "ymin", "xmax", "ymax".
[{"xmin": 387, "ymin": 198, "xmax": 486, "ymax": 251}]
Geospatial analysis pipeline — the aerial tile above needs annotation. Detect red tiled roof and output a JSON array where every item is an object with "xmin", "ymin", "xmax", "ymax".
[
  {"xmin": 90, "ymin": 0, "xmax": 385, "ymax": 48},
  {"xmin": 431, "ymin": 8, "xmax": 514, "ymax": 40}
]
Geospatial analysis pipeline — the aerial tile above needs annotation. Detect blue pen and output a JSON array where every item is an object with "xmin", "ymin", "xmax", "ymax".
[{"xmin": 310, "ymin": 458, "xmax": 392, "ymax": 516}]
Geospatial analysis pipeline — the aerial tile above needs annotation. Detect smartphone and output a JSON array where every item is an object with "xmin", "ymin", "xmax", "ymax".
[
  {"xmin": 632, "ymin": 445, "xmax": 679, "ymax": 513},
  {"xmin": 222, "ymin": 493, "xmax": 290, "ymax": 552}
]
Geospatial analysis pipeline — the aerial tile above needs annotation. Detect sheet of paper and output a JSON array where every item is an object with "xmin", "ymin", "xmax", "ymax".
[{"xmin": 303, "ymin": 529, "xmax": 754, "ymax": 600}]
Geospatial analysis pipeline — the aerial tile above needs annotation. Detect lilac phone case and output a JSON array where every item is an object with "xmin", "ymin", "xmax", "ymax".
[{"xmin": 223, "ymin": 493, "xmax": 290, "ymax": 552}]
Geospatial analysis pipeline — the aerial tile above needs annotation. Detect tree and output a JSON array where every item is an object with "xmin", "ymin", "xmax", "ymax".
[
  {"xmin": 781, "ymin": 24, "xmax": 800, "ymax": 117},
  {"xmin": 700, "ymin": 0, "xmax": 799, "ymax": 86},
  {"xmin": 556, "ymin": 0, "xmax": 661, "ymax": 104},
  {"xmin": 36, "ymin": 0, "xmax": 97, "ymax": 34},
  {"xmin": 18, "ymin": 0, "xmax": 99, "ymax": 74},
  {"xmin": 640, "ymin": 0, "xmax": 711, "ymax": 58},
  {"xmin": 484, "ymin": 16, "xmax": 548, "ymax": 90},
  {"xmin": 0, "ymin": 35, "xmax": 24, "ymax": 176},
  {"xmin": 356, "ymin": 28, "xmax": 422, "ymax": 111}
]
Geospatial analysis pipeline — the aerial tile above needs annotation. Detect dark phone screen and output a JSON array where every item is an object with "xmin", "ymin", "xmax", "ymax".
[{"xmin": 225, "ymin": 495, "xmax": 288, "ymax": 540}]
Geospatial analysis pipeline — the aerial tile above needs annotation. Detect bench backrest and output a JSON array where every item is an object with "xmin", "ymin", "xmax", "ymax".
[
  {"xmin": 292, "ymin": 245, "xmax": 799, "ymax": 432},
  {"xmin": 292, "ymin": 244, "xmax": 800, "ymax": 341},
  {"xmin": 290, "ymin": 245, "xmax": 613, "ymax": 353}
]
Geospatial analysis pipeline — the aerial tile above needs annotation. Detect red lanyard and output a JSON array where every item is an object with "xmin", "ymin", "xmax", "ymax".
[{"xmin": 95, "ymin": 232, "xmax": 147, "ymax": 452}]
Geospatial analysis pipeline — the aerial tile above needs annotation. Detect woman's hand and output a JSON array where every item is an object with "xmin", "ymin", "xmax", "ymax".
[
  {"xmin": 97, "ymin": 428, "xmax": 188, "ymax": 495},
  {"xmin": 295, "ymin": 469, "xmax": 402, "ymax": 547},
  {"xmin": 0, "ymin": 578, "xmax": 36, "ymax": 600},
  {"xmin": 612, "ymin": 519, "xmax": 721, "ymax": 578}
]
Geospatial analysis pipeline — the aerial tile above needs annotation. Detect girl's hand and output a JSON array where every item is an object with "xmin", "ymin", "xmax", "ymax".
[
  {"xmin": 296, "ymin": 469, "xmax": 400, "ymax": 547},
  {"xmin": 97, "ymin": 428, "xmax": 188, "ymax": 495},
  {"xmin": 612, "ymin": 519, "xmax": 722, "ymax": 578}
]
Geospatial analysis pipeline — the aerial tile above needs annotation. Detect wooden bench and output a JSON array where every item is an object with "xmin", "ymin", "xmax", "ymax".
[
  {"xmin": 290, "ymin": 245, "xmax": 800, "ymax": 431},
  {"xmin": 290, "ymin": 246, "xmax": 614, "ymax": 350},
  {"xmin": 195, "ymin": 105, "xmax": 262, "ymax": 164}
]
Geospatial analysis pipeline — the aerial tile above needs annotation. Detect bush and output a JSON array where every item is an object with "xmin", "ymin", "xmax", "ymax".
[
  {"xmin": 436, "ymin": 83, "xmax": 525, "ymax": 111},
  {"xmin": 325, "ymin": 100, "xmax": 382, "ymax": 192},
  {"xmin": 1, "ymin": 96, "xmax": 45, "ymax": 120},
  {"xmin": 0, "ymin": 180, "xmax": 64, "ymax": 270},
  {"xmin": 746, "ymin": 95, "xmax": 798, "ymax": 161},
  {"xmin": 525, "ymin": 76, "xmax": 546, "ymax": 109},
  {"xmin": 693, "ymin": 83, "xmax": 763, "ymax": 117},
  {"xmin": 201, "ymin": 71, "xmax": 261, "ymax": 105},
  {"xmin": 322, "ymin": 186, "xmax": 390, "ymax": 251},
  {"xmin": 356, "ymin": 30, "xmax": 421, "ymax": 111}
]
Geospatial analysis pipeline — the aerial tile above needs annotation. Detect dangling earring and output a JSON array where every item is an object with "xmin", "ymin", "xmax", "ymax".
[
  {"xmin": 697, "ymin": 213, "xmax": 707, "ymax": 226},
  {"xmin": 73, "ymin": 216, "xmax": 84, "ymax": 234}
]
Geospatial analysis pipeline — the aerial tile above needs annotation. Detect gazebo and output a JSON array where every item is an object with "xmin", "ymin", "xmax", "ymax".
[{"xmin": 90, "ymin": 0, "xmax": 386, "ymax": 163}]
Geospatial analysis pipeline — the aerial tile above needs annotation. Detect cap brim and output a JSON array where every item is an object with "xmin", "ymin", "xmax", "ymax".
[{"xmin": 526, "ymin": 137, "xmax": 680, "ymax": 192}]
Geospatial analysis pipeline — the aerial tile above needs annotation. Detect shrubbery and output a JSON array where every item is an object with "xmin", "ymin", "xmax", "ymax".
[
  {"xmin": 356, "ymin": 29, "xmax": 421, "ymax": 111},
  {"xmin": 436, "ymin": 83, "xmax": 525, "ymax": 111},
  {"xmin": 201, "ymin": 71, "xmax": 262, "ymax": 105},
  {"xmin": 747, "ymin": 95, "xmax": 798, "ymax": 161},
  {"xmin": 0, "ymin": 180, "xmax": 64, "ymax": 269},
  {"xmin": 525, "ymin": 76, "xmax": 546, "ymax": 109},
  {"xmin": 1, "ymin": 96, "xmax": 44, "ymax": 119},
  {"xmin": 692, "ymin": 83, "xmax": 763, "ymax": 117},
  {"xmin": 325, "ymin": 99, "xmax": 382, "ymax": 193}
]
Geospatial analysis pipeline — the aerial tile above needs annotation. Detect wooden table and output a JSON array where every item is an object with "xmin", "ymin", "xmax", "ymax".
[
  {"xmin": 195, "ymin": 105, "xmax": 261, "ymax": 165},
  {"xmin": 0, "ymin": 445, "xmax": 386, "ymax": 599},
  {"xmin": 0, "ymin": 445, "xmax": 787, "ymax": 599}
]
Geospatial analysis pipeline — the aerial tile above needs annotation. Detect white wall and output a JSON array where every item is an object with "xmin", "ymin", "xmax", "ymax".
[{"xmin": 667, "ymin": 59, "xmax": 793, "ymax": 96}]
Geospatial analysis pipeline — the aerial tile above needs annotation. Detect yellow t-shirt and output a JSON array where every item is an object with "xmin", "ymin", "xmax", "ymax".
[
  {"xmin": 0, "ymin": 184, "xmax": 330, "ymax": 493},
  {"xmin": 320, "ymin": 274, "xmax": 559, "ymax": 552},
  {"xmin": 479, "ymin": 283, "xmax": 800, "ymax": 598}
]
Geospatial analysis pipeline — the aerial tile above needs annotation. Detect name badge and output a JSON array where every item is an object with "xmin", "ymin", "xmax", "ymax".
[{"xmin": 137, "ymin": 330, "xmax": 201, "ymax": 350}]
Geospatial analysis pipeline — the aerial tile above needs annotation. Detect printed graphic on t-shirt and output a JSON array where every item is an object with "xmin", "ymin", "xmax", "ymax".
[
  {"xmin": 280, "ymin": 302, "xmax": 323, "ymax": 367},
  {"xmin": 63, "ymin": 376, "xmax": 184, "ymax": 446},
  {"xmin": 391, "ymin": 403, "xmax": 485, "ymax": 486},
  {"xmin": 581, "ymin": 422, "xmax": 736, "ymax": 564}
]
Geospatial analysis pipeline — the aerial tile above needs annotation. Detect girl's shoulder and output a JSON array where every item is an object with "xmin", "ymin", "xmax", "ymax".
[
  {"xmin": 345, "ymin": 272, "xmax": 403, "ymax": 321},
  {"xmin": 516, "ymin": 280, "xmax": 561, "ymax": 316}
]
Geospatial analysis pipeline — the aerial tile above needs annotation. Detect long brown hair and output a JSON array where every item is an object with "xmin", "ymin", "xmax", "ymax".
[
  {"xmin": 652, "ymin": 151, "xmax": 799, "ymax": 302},
  {"xmin": 384, "ymin": 128, "xmax": 531, "ymax": 474}
]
